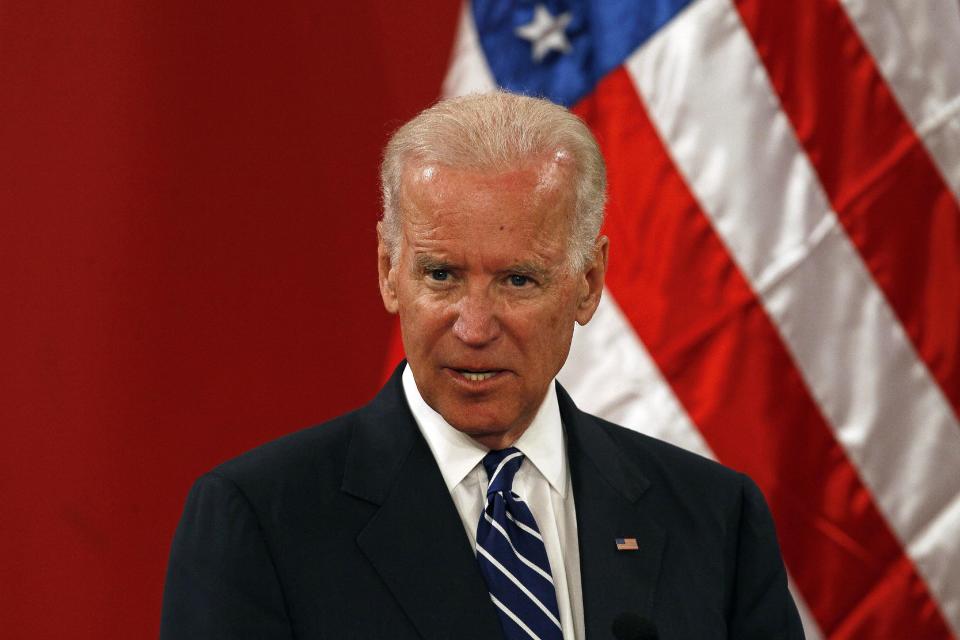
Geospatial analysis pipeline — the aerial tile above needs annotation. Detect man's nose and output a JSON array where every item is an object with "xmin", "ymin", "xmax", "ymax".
[{"xmin": 452, "ymin": 288, "xmax": 501, "ymax": 347}]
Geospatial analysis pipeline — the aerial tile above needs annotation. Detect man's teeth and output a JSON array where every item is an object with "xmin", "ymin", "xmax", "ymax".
[{"xmin": 460, "ymin": 371, "xmax": 495, "ymax": 382}]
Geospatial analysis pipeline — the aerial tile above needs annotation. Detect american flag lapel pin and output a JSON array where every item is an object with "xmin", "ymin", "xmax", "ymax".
[{"xmin": 616, "ymin": 537, "xmax": 639, "ymax": 551}]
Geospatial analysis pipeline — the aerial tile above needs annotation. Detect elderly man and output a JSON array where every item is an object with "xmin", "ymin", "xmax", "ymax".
[{"xmin": 161, "ymin": 92, "xmax": 804, "ymax": 639}]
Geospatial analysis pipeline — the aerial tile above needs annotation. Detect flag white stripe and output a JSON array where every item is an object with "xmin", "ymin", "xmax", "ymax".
[
  {"xmin": 485, "ymin": 511, "xmax": 555, "ymax": 584},
  {"xmin": 625, "ymin": 0, "xmax": 960, "ymax": 634},
  {"xmin": 560, "ymin": 294, "xmax": 716, "ymax": 460},
  {"xmin": 442, "ymin": 1, "xmax": 497, "ymax": 98},
  {"xmin": 490, "ymin": 594, "xmax": 543, "ymax": 640},
  {"xmin": 788, "ymin": 573, "xmax": 825, "ymax": 640},
  {"xmin": 839, "ymin": 0, "xmax": 960, "ymax": 201},
  {"xmin": 477, "ymin": 545, "xmax": 563, "ymax": 629}
]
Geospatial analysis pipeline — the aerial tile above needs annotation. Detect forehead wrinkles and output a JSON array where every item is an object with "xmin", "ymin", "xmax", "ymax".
[
  {"xmin": 397, "ymin": 158, "xmax": 576, "ymax": 252},
  {"xmin": 405, "ymin": 155, "xmax": 570, "ymax": 203}
]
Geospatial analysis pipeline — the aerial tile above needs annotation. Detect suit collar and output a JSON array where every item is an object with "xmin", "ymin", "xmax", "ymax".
[
  {"xmin": 342, "ymin": 362, "xmax": 503, "ymax": 640},
  {"xmin": 558, "ymin": 383, "xmax": 666, "ymax": 637}
]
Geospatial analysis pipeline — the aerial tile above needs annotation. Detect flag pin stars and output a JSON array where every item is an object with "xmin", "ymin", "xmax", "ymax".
[
  {"xmin": 514, "ymin": 4, "xmax": 573, "ymax": 63},
  {"xmin": 616, "ymin": 537, "xmax": 639, "ymax": 551}
]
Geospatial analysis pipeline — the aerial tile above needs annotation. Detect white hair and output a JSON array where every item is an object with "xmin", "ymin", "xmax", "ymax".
[{"xmin": 380, "ymin": 91, "xmax": 606, "ymax": 272}]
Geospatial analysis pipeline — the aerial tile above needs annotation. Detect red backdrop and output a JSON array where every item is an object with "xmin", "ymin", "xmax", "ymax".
[{"xmin": 0, "ymin": 2, "xmax": 458, "ymax": 637}]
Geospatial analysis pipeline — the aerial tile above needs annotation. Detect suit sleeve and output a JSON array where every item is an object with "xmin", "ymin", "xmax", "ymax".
[
  {"xmin": 728, "ymin": 474, "xmax": 806, "ymax": 640},
  {"xmin": 160, "ymin": 472, "xmax": 294, "ymax": 640}
]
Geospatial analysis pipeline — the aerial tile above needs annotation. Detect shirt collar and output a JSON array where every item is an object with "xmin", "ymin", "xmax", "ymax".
[{"xmin": 402, "ymin": 363, "xmax": 568, "ymax": 497}]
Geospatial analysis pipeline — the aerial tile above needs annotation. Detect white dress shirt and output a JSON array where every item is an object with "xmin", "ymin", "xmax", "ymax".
[{"xmin": 402, "ymin": 365, "xmax": 585, "ymax": 639}]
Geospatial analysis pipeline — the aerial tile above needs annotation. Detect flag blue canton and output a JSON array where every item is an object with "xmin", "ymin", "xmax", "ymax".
[{"xmin": 471, "ymin": 0, "xmax": 696, "ymax": 106}]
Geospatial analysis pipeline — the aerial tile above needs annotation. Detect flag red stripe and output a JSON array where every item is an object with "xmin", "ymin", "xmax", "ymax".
[
  {"xmin": 734, "ymin": 0, "xmax": 960, "ymax": 419},
  {"xmin": 574, "ymin": 67, "xmax": 953, "ymax": 638}
]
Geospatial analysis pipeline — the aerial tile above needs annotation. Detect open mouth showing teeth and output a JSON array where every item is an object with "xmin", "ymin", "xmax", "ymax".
[{"xmin": 457, "ymin": 370, "xmax": 497, "ymax": 382}]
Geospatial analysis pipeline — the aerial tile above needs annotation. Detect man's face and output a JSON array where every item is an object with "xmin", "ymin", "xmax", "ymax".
[{"xmin": 377, "ymin": 156, "xmax": 607, "ymax": 449}]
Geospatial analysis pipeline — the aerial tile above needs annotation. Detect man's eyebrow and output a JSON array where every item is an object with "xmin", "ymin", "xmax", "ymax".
[
  {"xmin": 412, "ymin": 255, "xmax": 551, "ymax": 278},
  {"xmin": 413, "ymin": 254, "xmax": 452, "ymax": 272},
  {"xmin": 505, "ymin": 261, "xmax": 550, "ymax": 279}
]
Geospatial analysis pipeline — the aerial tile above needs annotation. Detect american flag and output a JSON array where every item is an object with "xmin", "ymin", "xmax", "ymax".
[
  {"xmin": 616, "ymin": 537, "xmax": 640, "ymax": 552},
  {"xmin": 389, "ymin": 1, "xmax": 960, "ymax": 638}
]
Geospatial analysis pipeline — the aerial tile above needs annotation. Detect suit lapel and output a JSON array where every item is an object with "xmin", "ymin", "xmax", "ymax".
[
  {"xmin": 559, "ymin": 384, "xmax": 666, "ymax": 638},
  {"xmin": 342, "ymin": 365, "xmax": 503, "ymax": 640}
]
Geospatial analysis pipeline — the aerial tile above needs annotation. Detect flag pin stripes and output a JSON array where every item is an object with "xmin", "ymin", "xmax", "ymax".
[{"xmin": 616, "ymin": 537, "xmax": 639, "ymax": 551}]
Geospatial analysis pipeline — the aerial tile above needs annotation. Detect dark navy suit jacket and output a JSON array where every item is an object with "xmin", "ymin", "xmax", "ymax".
[{"xmin": 161, "ymin": 364, "xmax": 804, "ymax": 639}]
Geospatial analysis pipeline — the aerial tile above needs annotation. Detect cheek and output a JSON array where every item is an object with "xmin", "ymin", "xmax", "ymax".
[
  {"xmin": 399, "ymin": 294, "xmax": 453, "ymax": 347},
  {"xmin": 516, "ymin": 304, "xmax": 575, "ymax": 361}
]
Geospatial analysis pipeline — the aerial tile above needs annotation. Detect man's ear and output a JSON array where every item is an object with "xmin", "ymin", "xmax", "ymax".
[
  {"xmin": 575, "ymin": 235, "xmax": 609, "ymax": 326},
  {"xmin": 377, "ymin": 221, "xmax": 399, "ymax": 314}
]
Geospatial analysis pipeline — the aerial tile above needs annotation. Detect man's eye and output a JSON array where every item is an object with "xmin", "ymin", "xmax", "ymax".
[
  {"xmin": 509, "ymin": 274, "xmax": 531, "ymax": 287},
  {"xmin": 429, "ymin": 269, "xmax": 450, "ymax": 281}
]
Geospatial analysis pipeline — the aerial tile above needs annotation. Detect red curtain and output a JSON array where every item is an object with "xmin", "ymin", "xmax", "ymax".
[{"xmin": 0, "ymin": 2, "xmax": 459, "ymax": 636}]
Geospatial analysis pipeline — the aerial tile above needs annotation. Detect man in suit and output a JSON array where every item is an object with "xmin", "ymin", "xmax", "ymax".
[{"xmin": 162, "ymin": 91, "xmax": 804, "ymax": 639}]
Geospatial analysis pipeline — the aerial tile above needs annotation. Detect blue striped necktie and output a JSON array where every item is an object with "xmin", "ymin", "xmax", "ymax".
[{"xmin": 476, "ymin": 447, "xmax": 563, "ymax": 640}]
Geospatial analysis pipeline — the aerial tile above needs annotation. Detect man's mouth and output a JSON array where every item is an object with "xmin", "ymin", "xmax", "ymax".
[{"xmin": 457, "ymin": 370, "xmax": 497, "ymax": 382}]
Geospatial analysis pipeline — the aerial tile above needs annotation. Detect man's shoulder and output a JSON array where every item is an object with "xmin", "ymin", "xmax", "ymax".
[
  {"xmin": 214, "ymin": 409, "xmax": 356, "ymax": 479},
  {"xmin": 600, "ymin": 413, "xmax": 736, "ymax": 475},
  {"xmin": 212, "ymin": 367, "xmax": 412, "ymax": 483},
  {"xmin": 200, "ymin": 402, "xmax": 381, "ymax": 510},
  {"xmin": 572, "ymin": 407, "xmax": 748, "ymax": 503}
]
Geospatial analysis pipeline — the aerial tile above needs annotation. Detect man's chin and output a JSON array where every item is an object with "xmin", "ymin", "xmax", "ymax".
[
  {"xmin": 444, "ymin": 415, "xmax": 527, "ymax": 450},
  {"xmin": 460, "ymin": 429, "xmax": 526, "ymax": 450}
]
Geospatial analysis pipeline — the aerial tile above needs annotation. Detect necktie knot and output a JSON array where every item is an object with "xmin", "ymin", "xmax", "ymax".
[{"xmin": 482, "ymin": 447, "xmax": 525, "ymax": 497}]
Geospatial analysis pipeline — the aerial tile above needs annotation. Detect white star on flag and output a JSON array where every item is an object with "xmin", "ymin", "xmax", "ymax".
[{"xmin": 514, "ymin": 4, "xmax": 573, "ymax": 63}]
